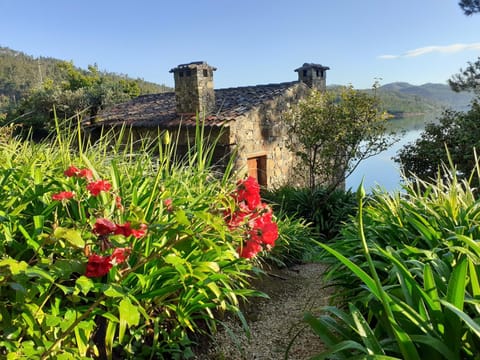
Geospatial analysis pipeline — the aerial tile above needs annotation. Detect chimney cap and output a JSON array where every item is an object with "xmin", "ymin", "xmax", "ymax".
[
  {"xmin": 169, "ymin": 61, "xmax": 217, "ymax": 73},
  {"xmin": 294, "ymin": 63, "xmax": 330, "ymax": 72}
]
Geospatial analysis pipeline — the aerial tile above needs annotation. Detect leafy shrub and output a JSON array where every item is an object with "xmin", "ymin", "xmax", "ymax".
[
  {"xmin": 301, "ymin": 169, "xmax": 480, "ymax": 359},
  {"xmin": 262, "ymin": 185, "xmax": 357, "ymax": 241},
  {"xmin": 263, "ymin": 212, "xmax": 317, "ymax": 267},
  {"xmin": 0, "ymin": 120, "xmax": 282, "ymax": 359},
  {"xmin": 396, "ymin": 100, "xmax": 480, "ymax": 185}
]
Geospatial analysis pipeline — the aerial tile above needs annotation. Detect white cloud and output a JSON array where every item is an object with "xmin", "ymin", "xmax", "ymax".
[{"xmin": 379, "ymin": 42, "xmax": 480, "ymax": 59}]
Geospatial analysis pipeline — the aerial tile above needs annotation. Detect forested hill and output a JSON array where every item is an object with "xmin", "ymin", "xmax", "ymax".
[
  {"xmin": 376, "ymin": 82, "xmax": 475, "ymax": 116},
  {"xmin": 0, "ymin": 46, "xmax": 171, "ymax": 111}
]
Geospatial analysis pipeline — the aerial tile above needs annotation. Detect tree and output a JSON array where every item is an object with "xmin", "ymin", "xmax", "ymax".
[
  {"xmin": 5, "ymin": 61, "xmax": 142, "ymax": 134},
  {"xmin": 285, "ymin": 86, "xmax": 395, "ymax": 190},
  {"xmin": 449, "ymin": 1, "xmax": 480, "ymax": 92},
  {"xmin": 449, "ymin": 57, "xmax": 480, "ymax": 93},
  {"xmin": 459, "ymin": 0, "xmax": 480, "ymax": 15},
  {"xmin": 396, "ymin": 101, "xmax": 480, "ymax": 184}
]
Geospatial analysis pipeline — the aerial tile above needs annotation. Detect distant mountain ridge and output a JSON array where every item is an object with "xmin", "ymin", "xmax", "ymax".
[
  {"xmin": 377, "ymin": 82, "xmax": 474, "ymax": 115},
  {"xmin": 328, "ymin": 82, "xmax": 474, "ymax": 117}
]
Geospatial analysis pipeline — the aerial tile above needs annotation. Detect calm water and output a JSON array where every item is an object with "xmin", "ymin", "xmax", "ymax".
[{"xmin": 346, "ymin": 114, "xmax": 438, "ymax": 193}]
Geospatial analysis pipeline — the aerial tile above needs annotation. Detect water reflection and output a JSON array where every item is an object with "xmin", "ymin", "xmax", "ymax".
[{"xmin": 346, "ymin": 114, "xmax": 439, "ymax": 193}]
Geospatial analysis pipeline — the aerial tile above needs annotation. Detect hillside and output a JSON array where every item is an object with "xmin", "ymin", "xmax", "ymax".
[
  {"xmin": 0, "ymin": 46, "xmax": 171, "ymax": 114},
  {"xmin": 377, "ymin": 82, "xmax": 474, "ymax": 115}
]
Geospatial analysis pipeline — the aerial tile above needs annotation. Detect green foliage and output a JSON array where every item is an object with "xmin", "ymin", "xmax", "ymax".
[
  {"xmin": 396, "ymin": 100, "xmax": 480, "ymax": 184},
  {"xmin": 449, "ymin": 57, "xmax": 480, "ymax": 94},
  {"xmin": 262, "ymin": 212, "xmax": 317, "ymax": 267},
  {"xmin": 285, "ymin": 86, "xmax": 395, "ymax": 190},
  {"xmin": 0, "ymin": 46, "xmax": 171, "ymax": 133},
  {"xmin": 0, "ymin": 120, "xmax": 267, "ymax": 359},
  {"xmin": 6, "ymin": 61, "xmax": 149, "ymax": 134},
  {"xmin": 303, "ymin": 167, "xmax": 480, "ymax": 359},
  {"xmin": 262, "ymin": 185, "xmax": 357, "ymax": 241},
  {"xmin": 459, "ymin": 0, "xmax": 480, "ymax": 15}
]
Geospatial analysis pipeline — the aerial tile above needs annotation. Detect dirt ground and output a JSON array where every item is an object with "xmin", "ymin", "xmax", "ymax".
[{"xmin": 194, "ymin": 262, "xmax": 333, "ymax": 360}]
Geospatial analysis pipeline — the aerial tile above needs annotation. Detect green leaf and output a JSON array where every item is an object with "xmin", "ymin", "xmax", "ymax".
[
  {"xmin": 441, "ymin": 299, "xmax": 480, "ymax": 338},
  {"xmin": 446, "ymin": 256, "xmax": 468, "ymax": 309},
  {"xmin": 444, "ymin": 255, "xmax": 468, "ymax": 357},
  {"xmin": 409, "ymin": 335, "xmax": 456, "ymax": 359},
  {"xmin": 25, "ymin": 267, "xmax": 54, "ymax": 283},
  {"xmin": 349, "ymin": 303, "xmax": 384, "ymax": 355},
  {"xmin": 54, "ymin": 227, "xmax": 85, "ymax": 248},
  {"xmin": 75, "ymin": 276, "xmax": 94, "ymax": 296},
  {"xmin": 175, "ymin": 209, "xmax": 190, "ymax": 226},
  {"xmin": 118, "ymin": 297, "xmax": 140, "ymax": 343},
  {"xmin": 105, "ymin": 321, "xmax": 117, "ymax": 359},
  {"xmin": 0, "ymin": 258, "xmax": 28, "ymax": 275},
  {"xmin": 103, "ymin": 284, "xmax": 126, "ymax": 298},
  {"xmin": 314, "ymin": 241, "xmax": 380, "ymax": 299}
]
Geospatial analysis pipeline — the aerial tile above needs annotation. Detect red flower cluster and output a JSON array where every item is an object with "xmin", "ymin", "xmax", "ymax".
[
  {"xmin": 56, "ymin": 165, "xmax": 148, "ymax": 278},
  {"xmin": 93, "ymin": 218, "xmax": 147, "ymax": 239},
  {"xmin": 226, "ymin": 177, "xmax": 279, "ymax": 259},
  {"xmin": 86, "ymin": 180, "xmax": 111, "ymax": 196},
  {"xmin": 85, "ymin": 248, "xmax": 130, "ymax": 278},
  {"xmin": 64, "ymin": 165, "xmax": 111, "ymax": 197},
  {"xmin": 52, "ymin": 191, "xmax": 75, "ymax": 201},
  {"xmin": 64, "ymin": 165, "xmax": 93, "ymax": 181}
]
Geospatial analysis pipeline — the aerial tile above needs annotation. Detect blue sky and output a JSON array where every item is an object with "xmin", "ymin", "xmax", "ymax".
[{"xmin": 1, "ymin": 0, "xmax": 479, "ymax": 89}]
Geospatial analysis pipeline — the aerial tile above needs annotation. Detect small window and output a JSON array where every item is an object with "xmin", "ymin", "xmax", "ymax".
[
  {"xmin": 179, "ymin": 71, "xmax": 184, "ymax": 77},
  {"xmin": 186, "ymin": 69, "xmax": 192, "ymax": 77},
  {"xmin": 203, "ymin": 69, "xmax": 208, "ymax": 77},
  {"xmin": 303, "ymin": 69, "xmax": 307, "ymax": 77},
  {"xmin": 316, "ymin": 69, "xmax": 320, "ymax": 77}
]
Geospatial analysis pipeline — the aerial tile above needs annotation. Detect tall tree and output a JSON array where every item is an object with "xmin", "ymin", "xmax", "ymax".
[
  {"xmin": 285, "ymin": 86, "xmax": 395, "ymax": 190},
  {"xmin": 449, "ymin": 1, "xmax": 480, "ymax": 92}
]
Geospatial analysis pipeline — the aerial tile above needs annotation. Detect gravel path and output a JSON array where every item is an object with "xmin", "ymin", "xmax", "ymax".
[{"xmin": 195, "ymin": 262, "xmax": 333, "ymax": 360}]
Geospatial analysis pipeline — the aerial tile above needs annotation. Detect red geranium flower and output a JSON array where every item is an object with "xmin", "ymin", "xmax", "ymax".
[
  {"xmin": 85, "ymin": 253, "xmax": 112, "ymax": 278},
  {"xmin": 64, "ymin": 165, "xmax": 80, "ymax": 177},
  {"xmin": 87, "ymin": 180, "xmax": 111, "ymax": 196},
  {"xmin": 93, "ymin": 218, "xmax": 117, "ymax": 236},
  {"xmin": 114, "ymin": 222, "xmax": 147, "ymax": 238},
  {"xmin": 238, "ymin": 240, "xmax": 262, "ymax": 259},
  {"xmin": 110, "ymin": 247, "xmax": 130, "ymax": 265},
  {"xmin": 235, "ymin": 177, "xmax": 261, "ymax": 210},
  {"xmin": 79, "ymin": 168, "xmax": 93, "ymax": 181},
  {"xmin": 224, "ymin": 209, "xmax": 249, "ymax": 230},
  {"xmin": 164, "ymin": 198, "xmax": 173, "ymax": 212},
  {"xmin": 250, "ymin": 221, "xmax": 278, "ymax": 246},
  {"xmin": 51, "ymin": 191, "xmax": 74, "ymax": 201}
]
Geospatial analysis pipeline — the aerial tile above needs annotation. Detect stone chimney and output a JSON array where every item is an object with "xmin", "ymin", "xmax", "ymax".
[
  {"xmin": 169, "ymin": 61, "xmax": 217, "ymax": 115},
  {"xmin": 294, "ymin": 63, "xmax": 330, "ymax": 90}
]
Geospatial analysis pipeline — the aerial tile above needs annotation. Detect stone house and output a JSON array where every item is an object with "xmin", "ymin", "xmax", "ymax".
[{"xmin": 86, "ymin": 61, "xmax": 330, "ymax": 188}]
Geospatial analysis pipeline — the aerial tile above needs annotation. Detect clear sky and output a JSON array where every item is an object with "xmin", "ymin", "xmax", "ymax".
[{"xmin": 1, "ymin": 0, "xmax": 479, "ymax": 89}]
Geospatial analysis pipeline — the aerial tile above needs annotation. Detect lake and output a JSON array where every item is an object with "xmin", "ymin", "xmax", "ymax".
[{"xmin": 346, "ymin": 114, "xmax": 439, "ymax": 193}]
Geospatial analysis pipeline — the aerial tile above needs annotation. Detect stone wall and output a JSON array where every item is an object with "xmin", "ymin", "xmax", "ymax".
[{"xmin": 227, "ymin": 83, "xmax": 310, "ymax": 188}]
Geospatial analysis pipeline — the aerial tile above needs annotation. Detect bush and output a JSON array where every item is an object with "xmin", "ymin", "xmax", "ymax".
[
  {"xmin": 0, "ymin": 120, "xmax": 283, "ymax": 359},
  {"xmin": 396, "ymin": 99, "xmax": 480, "ymax": 185},
  {"xmin": 262, "ymin": 185, "xmax": 357, "ymax": 241},
  {"xmin": 301, "ymin": 169, "xmax": 480, "ymax": 359}
]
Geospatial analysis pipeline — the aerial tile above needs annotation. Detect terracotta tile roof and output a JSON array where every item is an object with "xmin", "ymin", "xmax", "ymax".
[{"xmin": 89, "ymin": 81, "xmax": 299, "ymax": 128}]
